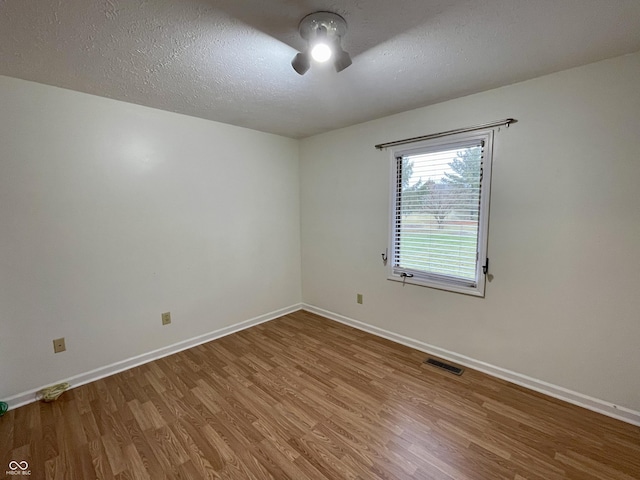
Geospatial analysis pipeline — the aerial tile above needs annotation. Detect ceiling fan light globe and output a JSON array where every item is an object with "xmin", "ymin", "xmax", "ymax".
[{"xmin": 311, "ymin": 43, "xmax": 332, "ymax": 63}]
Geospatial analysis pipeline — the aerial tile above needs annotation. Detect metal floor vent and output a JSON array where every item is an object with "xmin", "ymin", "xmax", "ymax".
[{"xmin": 424, "ymin": 358, "xmax": 464, "ymax": 376}]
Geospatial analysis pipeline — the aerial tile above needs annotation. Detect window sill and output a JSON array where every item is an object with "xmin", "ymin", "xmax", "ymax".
[{"xmin": 387, "ymin": 274, "xmax": 485, "ymax": 297}]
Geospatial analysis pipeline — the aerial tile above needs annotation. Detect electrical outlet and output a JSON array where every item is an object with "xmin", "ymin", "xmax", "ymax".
[
  {"xmin": 357, "ymin": 293, "xmax": 363, "ymax": 304},
  {"xmin": 161, "ymin": 312, "xmax": 171, "ymax": 325},
  {"xmin": 53, "ymin": 337, "xmax": 66, "ymax": 353}
]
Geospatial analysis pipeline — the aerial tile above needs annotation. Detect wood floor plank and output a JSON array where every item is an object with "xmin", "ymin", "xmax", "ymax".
[
  {"xmin": 2, "ymin": 310, "xmax": 639, "ymax": 479},
  {"xmin": 122, "ymin": 417, "xmax": 165, "ymax": 479},
  {"xmin": 170, "ymin": 419, "xmax": 221, "ymax": 479},
  {"xmin": 88, "ymin": 437, "xmax": 116, "ymax": 480},
  {"xmin": 101, "ymin": 433, "xmax": 127, "ymax": 476}
]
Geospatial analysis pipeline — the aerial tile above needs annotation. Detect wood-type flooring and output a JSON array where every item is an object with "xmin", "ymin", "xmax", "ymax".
[{"xmin": 2, "ymin": 310, "xmax": 639, "ymax": 479}]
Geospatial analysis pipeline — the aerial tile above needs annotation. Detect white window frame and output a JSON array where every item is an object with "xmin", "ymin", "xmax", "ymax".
[{"xmin": 387, "ymin": 129, "xmax": 494, "ymax": 297}]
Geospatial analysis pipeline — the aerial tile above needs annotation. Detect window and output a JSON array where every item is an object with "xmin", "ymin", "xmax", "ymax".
[{"xmin": 388, "ymin": 130, "xmax": 493, "ymax": 296}]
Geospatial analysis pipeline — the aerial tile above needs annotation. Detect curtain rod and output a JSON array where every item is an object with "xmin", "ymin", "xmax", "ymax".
[{"xmin": 374, "ymin": 118, "xmax": 516, "ymax": 150}]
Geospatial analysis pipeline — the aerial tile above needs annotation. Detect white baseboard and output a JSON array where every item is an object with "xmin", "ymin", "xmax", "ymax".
[
  {"xmin": 5, "ymin": 303, "xmax": 303, "ymax": 411},
  {"xmin": 302, "ymin": 303, "xmax": 640, "ymax": 427}
]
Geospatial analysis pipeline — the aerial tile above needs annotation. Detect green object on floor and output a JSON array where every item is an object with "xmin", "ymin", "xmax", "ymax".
[{"xmin": 0, "ymin": 401, "xmax": 8, "ymax": 417}]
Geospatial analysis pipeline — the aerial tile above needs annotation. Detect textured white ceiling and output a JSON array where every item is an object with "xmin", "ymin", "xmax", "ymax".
[{"xmin": 1, "ymin": 0, "xmax": 640, "ymax": 138}]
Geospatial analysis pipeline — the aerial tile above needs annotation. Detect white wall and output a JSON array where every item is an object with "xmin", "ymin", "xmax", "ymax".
[
  {"xmin": 0, "ymin": 76, "xmax": 301, "ymax": 400},
  {"xmin": 300, "ymin": 52, "xmax": 640, "ymax": 412}
]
